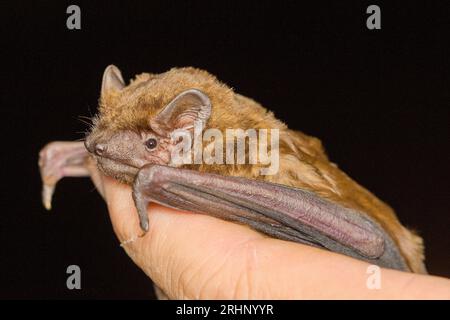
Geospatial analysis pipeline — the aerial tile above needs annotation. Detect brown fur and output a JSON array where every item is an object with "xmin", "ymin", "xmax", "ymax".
[{"xmin": 95, "ymin": 67, "xmax": 426, "ymax": 273}]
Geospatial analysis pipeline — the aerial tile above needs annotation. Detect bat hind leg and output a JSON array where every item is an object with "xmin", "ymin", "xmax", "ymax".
[{"xmin": 38, "ymin": 141, "xmax": 91, "ymax": 210}]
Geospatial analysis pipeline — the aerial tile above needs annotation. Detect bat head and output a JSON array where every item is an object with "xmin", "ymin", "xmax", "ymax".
[{"xmin": 85, "ymin": 65, "xmax": 215, "ymax": 184}]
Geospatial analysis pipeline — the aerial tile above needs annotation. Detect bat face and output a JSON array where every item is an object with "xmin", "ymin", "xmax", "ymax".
[
  {"xmin": 85, "ymin": 66, "xmax": 213, "ymax": 184},
  {"xmin": 85, "ymin": 128, "xmax": 174, "ymax": 184}
]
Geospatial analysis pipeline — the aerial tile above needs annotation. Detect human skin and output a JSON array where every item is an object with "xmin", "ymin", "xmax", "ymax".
[{"xmin": 88, "ymin": 164, "xmax": 450, "ymax": 299}]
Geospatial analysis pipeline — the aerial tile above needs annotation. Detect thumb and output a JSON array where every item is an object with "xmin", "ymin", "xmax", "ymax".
[{"xmin": 98, "ymin": 175, "xmax": 450, "ymax": 300}]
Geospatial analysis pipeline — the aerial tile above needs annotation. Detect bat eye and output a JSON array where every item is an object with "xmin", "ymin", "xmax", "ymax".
[{"xmin": 145, "ymin": 138, "xmax": 158, "ymax": 150}]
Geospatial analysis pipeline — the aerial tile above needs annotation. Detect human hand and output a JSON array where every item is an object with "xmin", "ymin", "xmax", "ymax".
[{"xmin": 90, "ymin": 167, "xmax": 450, "ymax": 299}]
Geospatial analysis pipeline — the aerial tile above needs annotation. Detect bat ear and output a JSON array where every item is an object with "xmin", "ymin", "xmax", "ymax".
[
  {"xmin": 101, "ymin": 65, "xmax": 125, "ymax": 98},
  {"xmin": 150, "ymin": 89, "xmax": 211, "ymax": 136}
]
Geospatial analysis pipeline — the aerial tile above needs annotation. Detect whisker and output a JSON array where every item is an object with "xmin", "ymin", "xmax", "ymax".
[
  {"xmin": 79, "ymin": 115, "xmax": 93, "ymax": 121},
  {"xmin": 87, "ymin": 105, "xmax": 93, "ymax": 117},
  {"xmin": 77, "ymin": 118, "xmax": 92, "ymax": 126}
]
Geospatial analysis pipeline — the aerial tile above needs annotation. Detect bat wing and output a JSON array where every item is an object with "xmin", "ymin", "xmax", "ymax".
[{"xmin": 132, "ymin": 164, "xmax": 409, "ymax": 271}]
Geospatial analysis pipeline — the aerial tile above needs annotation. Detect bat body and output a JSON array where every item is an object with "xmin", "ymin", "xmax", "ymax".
[{"xmin": 39, "ymin": 65, "xmax": 426, "ymax": 274}]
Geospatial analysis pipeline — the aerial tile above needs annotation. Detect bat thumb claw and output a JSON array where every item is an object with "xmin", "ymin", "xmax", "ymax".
[{"xmin": 140, "ymin": 220, "xmax": 149, "ymax": 232}]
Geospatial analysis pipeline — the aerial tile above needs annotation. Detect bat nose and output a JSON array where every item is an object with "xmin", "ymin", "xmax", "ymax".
[{"xmin": 94, "ymin": 143, "xmax": 107, "ymax": 156}]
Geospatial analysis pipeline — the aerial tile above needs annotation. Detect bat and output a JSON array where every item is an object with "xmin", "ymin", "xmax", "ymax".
[{"xmin": 39, "ymin": 65, "xmax": 426, "ymax": 274}]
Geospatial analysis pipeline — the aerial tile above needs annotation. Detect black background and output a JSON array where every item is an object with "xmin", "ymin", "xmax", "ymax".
[{"xmin": 1, "ymin": 1, "xmax": 449, "ymax": 299}]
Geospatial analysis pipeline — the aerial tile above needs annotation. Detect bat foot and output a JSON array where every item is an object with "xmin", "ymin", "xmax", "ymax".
[{"xmin": 38, "ymin": 141, "xmax": 90, "ymax": 210}]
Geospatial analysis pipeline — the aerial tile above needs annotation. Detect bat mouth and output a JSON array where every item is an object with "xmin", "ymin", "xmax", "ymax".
[{"xmin": 94, "ymin": 156, "xmax": 140, "ymax": 183}]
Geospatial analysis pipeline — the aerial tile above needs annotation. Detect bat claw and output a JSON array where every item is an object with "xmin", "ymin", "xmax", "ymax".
[
  {"xmin": 42, "ymin": 184, "xmax": 55, "ymax": 210},
  {"xmin": 140, "ymin": 220, "xmax": 149, "ymax": 232}
]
